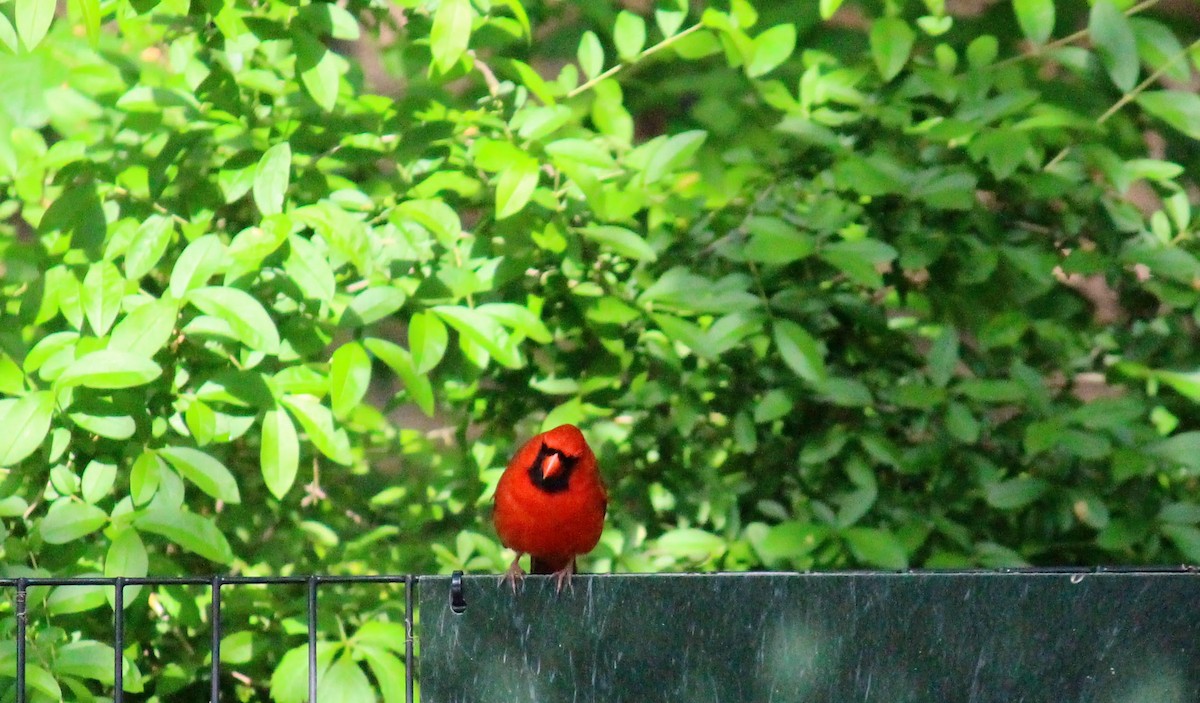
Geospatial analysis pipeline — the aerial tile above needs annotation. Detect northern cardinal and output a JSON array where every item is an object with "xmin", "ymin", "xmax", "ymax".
[{"xmin": 493, "ymin": 424, "xmax": 608, "ymax": 592}]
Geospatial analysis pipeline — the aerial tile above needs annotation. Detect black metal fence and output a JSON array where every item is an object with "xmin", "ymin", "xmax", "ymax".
[
  {"xmin": 3, "ymin": 575, "xmax": 416, "ymax": 703},
  {"xmin": 6, "ymin": 568, "xmax": 1200, "ymax": 703}
]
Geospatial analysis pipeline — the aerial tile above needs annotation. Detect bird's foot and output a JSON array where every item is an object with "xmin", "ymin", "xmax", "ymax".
[
  {"xmin": 550, "ymin": 560, "xmax": 575, "ymax": 594},
  {"xmin": 499, "ymin": 555, "xmax": 525, "ymax": 592}
]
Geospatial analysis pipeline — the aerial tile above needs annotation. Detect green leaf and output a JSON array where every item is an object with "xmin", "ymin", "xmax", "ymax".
[
  {"xmin": 0, "ymin": 496, "xmax": 28, "ymax": 517},
  {"xmin": 927, "ymin": 327, "xmax": 959, "ymax": 387},
  {"xmin": 187, "ymin": 286, "xmax": 281, "ymax": 354},
  {"xmin": 843, "ymin": 527, "xmax": 908, "ymax": 569},
  {"xmin": 40, "ymin": 498, "xmax": 107, "ymax": 544},
  {"xmin": 261, "ymin": 408, "xmax": 299, "ymax": 500},
  {"xmin": 105, "ymin": 529, "xmax": 148, "ymax": 605},
  {"xmin": 130, "ymin": 452, "xmax": 162, "ymax": 506},
  {"xmin": 253, "ymin": 143, "xmax": 292, "ymax": 216},
  {"xmin": 655, "ymin": 7, "xmax": 684, "ymax": 38},
  {"xmin": 73, "ymin": 0, "xmax": 100, "ymax": 44},
  {"xmin": 297, "ymin": 33, "xmax": 343, "ymax": 112},
  {"xmin": 47, "ymin": 582, "xmax": 107, "ymax": 615},
  {"xmin": 754, "ymin": 389, "xmax": 794, "ymax": 423},
  {"xmin": 432, "ymin": 305, "xmax": 524, "ymax": 368},
  {"xmin": 495, "ymin": 158, "xmax": 539, "ymax": 220},
  {"xmin": 1130, "ymin": 18, "xmax": 1190, "ymax": 84},
  {"xmin": 741, "ymin": 219, "xmax": 814, "ymax": 266},
  {"xmin": 1143, "ymin": 432, "xmax": 1200, "ymax": 471},
  {"xmin": 73, "ymin": 405, "xmax": 138, "ymax": 438},
  {"xmin": 358, "ymin": 645, "xmax": 406, "ymax": 703},
  {"xmin": 870, "ymin": 17, "xmax": 915, "ymax": 82},
  {"xmin": 656, "ymin": 528, "xmax": 726, "ymax": 561},
  {"xmin": 984, "ymin": 477, "xmax": 1049, "ymax": 509},
  {"xmin": 1136, "ymin": 91, "xmax": 1200, "ymax": 140},
  {"xmin": 281, "ymin": 394, "xmax": 354, "ymax": 465},
  {"xmin": 81, "ymin": 460, "xmax": 116, "ymax": 504},
  {"xmin": 772, "ymin": 320, "xmax": 826, "ymax": 383},
  {"xmin": 639, "ymin": 267, "xmax": 759, "ymax": 314},
  {"xmin": 477, "ymin": 302, "xmax": 553, "ymax": 344},
  {"xmin": 578, "ymin": 31, "xmax": 604, "ymax": 80},
  {"xmin": 271, "ymin": 644, "xmax": 338, "ymax": 703},
  {"xmin": 613, "ymin": 11, "xmax": 646, "ymax": 62},
  {"xmin": 124, "ymin": 215, "xmax": 174, "ymax": 280},
  {"xmin": 285, "ymin": 235, "xmax": 336, "ymax": 302},
  {"xmin": 819, "ymin": 0, "xmax": 844, "ymax": 20},
  {"xmin": 1161, "ymin": 524, "xmax": 1200, "ymax": 562},
  {"xmin": 135, "ymin": 508, "xmax": 234, "ymax": 563},
  {"xmin": 820, "ymin": 238, "xmax": 898, "ymax": 288},
  {"xmin": 0, "ymin": 657, "xmax": 60, "ymax": 699},
  {"xmin": 0, "ymin": 352, "xmax": 22, "ymax": 395},
  {"xmin": 639, "ymin": 130, "xmax": 706, "ymax": 185},
  {"xmin": 1013, "ymin": 0, "xmax": 1054, "ymax": 45},
  {"xmin": 81, "ymin": 261, "xmax": 124, "ymax": 336},
  {"xmin": 169, "ymin": 235, "xmax": 226, "ymax": 299},
  {"xmin": 408, "ymin": 311, "xmax": 449, "ymax": 374},
  {"xmin": 185, "ymin": 402, "xmax": 216, "ymax": 446},
  {"xmin": 228, "ymin": 215, "xmax": 291, "ymax": 268},
  {"xmin": 1159, "ymin": 503, "xmax": 1200, "ymax": 525},
  {"xmin": 912, "ymin": 170, "xmax": 977, "ymax": 210},
  {"xmin": 15, "ymin": 0, "xmax": 54, "ymax": 50},
  {"xmin": 966, "ymin": 34, "xmax": 999, "ymax": 67},
  {"xmin": 345, "ymin": 286, "xmax": 406, "ymax": 326},
  {"xmin": 318, "ymin": 654, "xmax": 377, "ymax": 703},
  {"xmin": 0, "ymin": 391, "xmax": 54, "ymax": 466},
  {"xmin": 297, "ymin": 3, "xmax": 360, "ymax": 40},
  {"xmin": 757, "ymin": 521, "xmax": 827, "ymax": 564},
  {"xmin": 538, "ymin": 397, "xmax": 582, "ymax": 432},
  {"xmin": 365, "ymin": 338, "xmax": 435, "ymax": 417},
  {"xmin": 579, "ymin": 225, "xmax": 657, "ymax": 262},
  {"xmin": 219, "ymin": 631, "xmax": 255, "ymax": 665},
  {"xmin": 330, "ymin": 341, "xmax": 372, "ymax": 419},
  {"xmin": 56, "ymin": 351, "xmax": 162, "ymax": 390},
  {"xmin": 1089, "ymin": 0, "xmax": 1139, "ymax": 91},
  {"xmin": 747, "ymin": 23, "xmax": 795, "ymax": 77},
  {"xmin": 0, "ymin": 14, "xmax": 17, "ymax": 53},
  {"xmin": 393, "ymin": 199, "xmax": 462, "ymax": 247},
  {"xmin": 56, "ymin": 641, "xmax": 130, "ymax": 685},
  {"xmin": 157, "ymin": 446, "xmax": 242, "ymax": 504},
  {"xmin": 108, "ymin": 299, "xmax": 178, "ymax": 358},
  {"xmin": 431, "ymin": 0, "xmax": 472, "ymax": 74}
]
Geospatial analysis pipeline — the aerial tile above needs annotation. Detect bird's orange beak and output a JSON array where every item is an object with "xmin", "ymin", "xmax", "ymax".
[{"xmin": 541, "ymin": 453, "xmax": 563, "ymax": 480}]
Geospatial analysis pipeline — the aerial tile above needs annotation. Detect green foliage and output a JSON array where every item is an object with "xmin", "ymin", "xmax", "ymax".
[{"xmin": 1, "ymin": 0, "xmax": 1200, "ymax": 698}]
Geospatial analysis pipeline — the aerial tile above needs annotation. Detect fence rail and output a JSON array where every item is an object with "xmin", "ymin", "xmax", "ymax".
[
  {"xmin": 4, "ymin": 574, "xmax": 418, "ymax": 703},
  {"xmin": 5, "ymin": 567, "xmax": 1199, "ymax": 703}
]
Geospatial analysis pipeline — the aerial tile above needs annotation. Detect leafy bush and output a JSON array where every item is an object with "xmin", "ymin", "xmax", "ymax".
[{"xmin": 1, "ymin": 0, "xmax": 1199, "ymax": 698}]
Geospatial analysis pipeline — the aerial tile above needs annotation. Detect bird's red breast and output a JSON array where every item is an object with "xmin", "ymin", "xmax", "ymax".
[{"xmin": 493, "ymin": 424, "xmax": 608, "ymax": 574}]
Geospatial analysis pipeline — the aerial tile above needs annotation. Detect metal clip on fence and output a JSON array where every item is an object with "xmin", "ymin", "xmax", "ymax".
[{"xmin": 450, "ymin": 571, "xmax": 466, "ymax": 613}]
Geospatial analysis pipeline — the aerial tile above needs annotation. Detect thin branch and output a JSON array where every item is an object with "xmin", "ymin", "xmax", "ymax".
[
  {"xmin": 1044, "ymin": 37, "xmax": 1200, "ymax": 171},
  {"xmin": 995, "ymin": 0, "xmax": 1161, "ymax": 69},
  {"xmin": 567, "ymin": 22, "xmax": 705, "ymax": 99}
]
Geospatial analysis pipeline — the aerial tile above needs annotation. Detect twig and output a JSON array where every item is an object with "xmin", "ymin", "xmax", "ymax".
[
  {"xmin": 1044, "ymin": 36, "xmax": 1200, "ymax": 171},
  {"xmin": 567, "ymin": 23, "xmax": 705, "ymax": 99},
  {"xmin": 995, "ymin": 0, "xmax": 1161, "ymax": 69}
]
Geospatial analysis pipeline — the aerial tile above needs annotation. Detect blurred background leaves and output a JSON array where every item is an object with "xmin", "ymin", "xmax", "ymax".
[{"xmin": 1, "ymin": 0, "xmax": 1199, "ymax": 698}]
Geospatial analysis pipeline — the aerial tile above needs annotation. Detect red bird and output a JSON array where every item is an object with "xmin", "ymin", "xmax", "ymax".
[{"xmin": 493, "ymin": 424, "xmax": 608, "ymax": 592}]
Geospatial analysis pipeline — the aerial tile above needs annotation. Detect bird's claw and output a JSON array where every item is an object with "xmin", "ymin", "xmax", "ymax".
[
  {"xmin": 551, "ymin": 561, "xmax": 575, "ymax": 594},
  {"xmin": 499, "ymin": 555, "xmax": 526, "ymax": 593}
]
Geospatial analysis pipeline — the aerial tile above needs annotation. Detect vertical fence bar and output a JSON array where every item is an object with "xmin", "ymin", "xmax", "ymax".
[
  {"xmin": 15, "ymin": 578, "xmax": 27, "ymax": 703},
  {"xmin": 114, "ymin": 578, "xmax": 125, "ymax": 703},
  {"xmin": 405, "ymin": 575, "xmax": 414, "ymax": 703},
  {"xmin": 308, "ymin": 576, "xmax": 318, "ymax": 703},
  {"xmin": 210, "ymin": 576, "xmax": 222, "ymax": 703}
]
